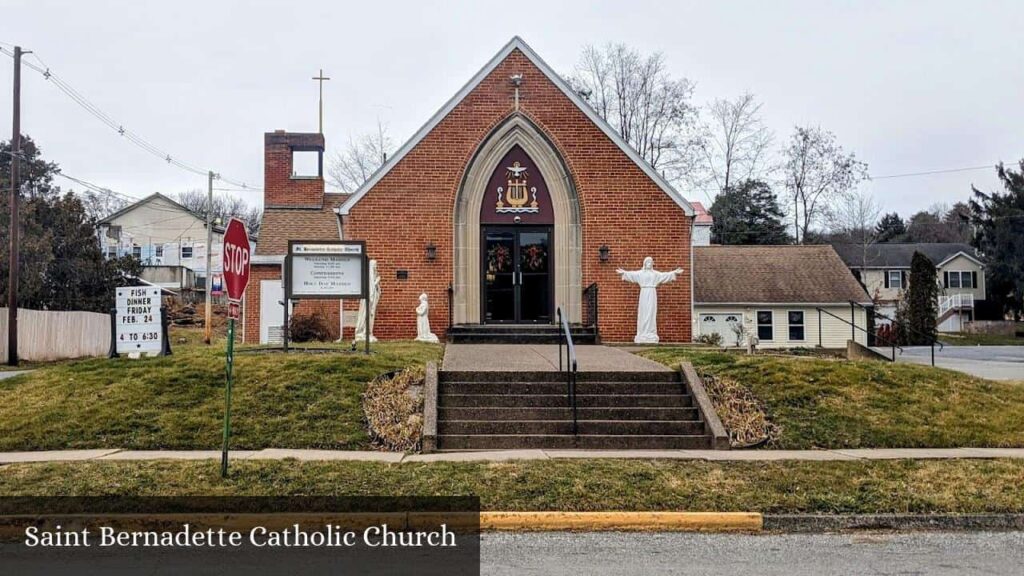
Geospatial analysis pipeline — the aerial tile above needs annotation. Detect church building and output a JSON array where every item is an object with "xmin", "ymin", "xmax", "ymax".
[{"xmin": 243, "ymin": 37, "xmax": 696, "ymax": 344}]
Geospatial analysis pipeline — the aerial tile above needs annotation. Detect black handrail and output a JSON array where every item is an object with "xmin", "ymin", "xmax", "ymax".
[
  {"xmin": 446, "ymin": 284, "xmax": 454, "ymax": 340},
  {"xmin": 848, "ymin": 300, "xmax": 943, "ymax": 366},
  {"xmin": 817, "ymin": 306, "xmax": 904, "ymax": 363},
  {"xmin": 582, "ymin": 282, "xmax": 599, "ymax": 337},
  {"xmin": 556, "ymin": 305, "xmax": 578, "ymax": 436}
]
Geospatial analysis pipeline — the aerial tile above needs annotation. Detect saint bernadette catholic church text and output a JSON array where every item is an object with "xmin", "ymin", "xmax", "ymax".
[{"xmin": 24, "ymin": 523, "xmax": 457, "ymax": 549}]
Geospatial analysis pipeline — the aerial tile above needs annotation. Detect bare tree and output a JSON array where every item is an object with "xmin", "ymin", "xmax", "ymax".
[
  {"xmin": 327, "ymin": 121, "xmax": 392, "ymax": 193},
  {"xmin": 176, "ymin": 190, "xmax": 262, "ymax": 236},
  {"xmin": 698, "ymin": 92, "xmax": 773, "ymax": 196},
  {"xmin": 782, "ymin": 126, "xmax": 869, "ymax": 243},
  {"xmin": 568, "ymin": 44, "xmax": 702, "ymax": 185},
  {"xmin": 828, "ymin": 188, "xmax": 883, "ymax": 269},
  {"xmin": 79, "ymin": 189, "xmax": 128, "ymax": 221}
]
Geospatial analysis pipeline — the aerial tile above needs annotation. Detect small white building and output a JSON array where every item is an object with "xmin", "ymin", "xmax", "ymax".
[
  {"xmin": 693, "ymin": 245, "xmax": 871, "ymax": 349},
  {"xmin": 690, "ymin": 201, "xmax": 713, "ymax": 246}
]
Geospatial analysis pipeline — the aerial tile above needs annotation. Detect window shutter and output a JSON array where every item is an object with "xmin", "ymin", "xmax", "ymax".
[
  {"xmin": 902, "ymin": 271, "xmax": 907, "ymax": 287},
  {"xmin": 943, "ymin": 272, "xmax": 949, "ymax": 288},
  {"xmin": 884, "ymin": 271, "xmax": 890, "ymax": 288},
  {"xmin": 971, "ymin": 271, "xmax": 978, "ymax": 289}
]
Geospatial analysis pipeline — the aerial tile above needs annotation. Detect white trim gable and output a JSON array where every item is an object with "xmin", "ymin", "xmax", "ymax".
[
  {"xmin": 935, "ymin": 251, "xmax": 984, "ymax": 268},
  {"xmin": 336, "ymin": 36, "xmax": 694, "ymax": 217}
]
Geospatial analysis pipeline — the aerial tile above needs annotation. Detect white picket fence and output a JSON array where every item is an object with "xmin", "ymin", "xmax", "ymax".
[{"xmin": 0, "ymin": 308, "xmax": 110, "ymax": 363}]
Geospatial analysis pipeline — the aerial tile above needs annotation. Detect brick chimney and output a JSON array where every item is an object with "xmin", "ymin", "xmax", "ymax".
[{"xmin": 264, "ymin": 130, "xmax": 325, "ymax": 208}]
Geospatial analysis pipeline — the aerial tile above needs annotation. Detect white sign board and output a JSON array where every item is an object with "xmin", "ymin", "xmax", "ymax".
[
  {"xmin": 287, "ymin": 242, "xmax": 366, "ymax": 299},
  {"xmin": 115, "ymin": 286, "xmax": 163, "ymax": 355}
]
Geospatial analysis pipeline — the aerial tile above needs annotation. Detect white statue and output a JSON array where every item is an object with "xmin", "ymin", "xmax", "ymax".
[
  {"xmin": 353, "ymin": 259, "xmax": 381, "ymax": 344},
  {"xmin": 617, "ymin": 257, "xmax": 684, "ymax": 344},
  {"xmin": 414, "ymin": 293, "xmax": 439, "ymax": 343}
]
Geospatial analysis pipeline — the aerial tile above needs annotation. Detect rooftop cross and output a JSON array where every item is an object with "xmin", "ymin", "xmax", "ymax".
[{"xmin": 312, "ymin": 68, "xmax": 331, "ymax": 134}]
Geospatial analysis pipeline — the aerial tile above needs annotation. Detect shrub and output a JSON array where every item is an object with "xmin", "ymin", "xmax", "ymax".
[
  {"xmin": 695, "ymin": 332, "xmax": 724, "ymax": 347},
  {"xmin": 289, "ymin": 313, "xmax": 332, "ymax": 342},
  {"xmin": 698, "ymin": 368, "xmax": 781, "ymax": 448},
  {"xmin": 362, "ymin": 367, "xmax": 424, "ymax": 452}
]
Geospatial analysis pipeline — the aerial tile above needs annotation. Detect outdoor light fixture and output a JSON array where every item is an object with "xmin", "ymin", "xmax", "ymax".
[
  {"xmin": 598, "ymin": 244, "xmax": 610, "ymax": 262},
  {"xmin": 425, "ymin": 242, "xmax": 437, "ymax": 261}
]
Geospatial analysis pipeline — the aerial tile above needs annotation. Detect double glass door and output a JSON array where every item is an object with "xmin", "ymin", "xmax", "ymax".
[{"xmin": 482, "ymin": 226, "xmax": 552, "ymax": 323}]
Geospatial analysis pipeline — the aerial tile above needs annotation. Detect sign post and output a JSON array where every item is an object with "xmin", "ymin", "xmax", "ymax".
[{"xmin": 220, "ymin": 218, "xmax": 251, "ymax": 478}]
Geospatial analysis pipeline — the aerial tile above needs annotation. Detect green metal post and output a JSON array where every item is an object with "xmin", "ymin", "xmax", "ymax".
[{"xmin": 221, "ymin": 317, "xmax": 236, "ymax": 477}]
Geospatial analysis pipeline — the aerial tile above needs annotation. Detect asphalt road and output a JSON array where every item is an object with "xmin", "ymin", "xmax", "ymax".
[
  {"xmin": 481, "ymin": 531, "xmax": 1024, "ymax": 575},
  {"xmin": 892, "ymin": 345, "xmax": 1024, "ymax": 380}
]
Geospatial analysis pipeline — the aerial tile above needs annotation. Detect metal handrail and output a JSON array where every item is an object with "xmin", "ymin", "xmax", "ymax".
[
  {"xmin": 818, "ymin": 306, "xmax": 903, "ymax": 361},
  {"xmin": 848, "ymin": 300, "xmax": 944, "ymax": 353},
  {"xmin": 556, "ymin": 305, "xmax": 578, "ymax": 436},
  {"xmin": 582, "ymin": 282, "xmax": 599, "ymax": 332},
  {"xmin": 446, "ymin": 284, "xmax": 454, "ymax": 340}
]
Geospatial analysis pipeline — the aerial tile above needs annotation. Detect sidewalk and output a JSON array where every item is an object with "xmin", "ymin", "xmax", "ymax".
[{"xmin": 2, "ymin": 447, "xmax": 1024, "ymax": 464}]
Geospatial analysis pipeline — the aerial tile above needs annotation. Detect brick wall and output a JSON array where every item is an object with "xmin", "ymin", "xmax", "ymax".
[
  {"xmin": 343, "ymin": 49, "xmax": 692, "ymax": 342},
  {"xmin": 264, "ymin": 131, "xmax": 325, "ymax": 208},
  {"xmin": 242, "ymin": 263, "xmax": 342, "ymax": 343}
]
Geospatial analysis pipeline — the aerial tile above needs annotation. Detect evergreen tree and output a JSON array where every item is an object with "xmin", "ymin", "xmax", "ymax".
[
  {"xmin": 970, "ymin": 161, "xmax": 1024, "ymax": 319},
  {"xmin": 0, "ymin": 135, "xmax": 141, "ymax": 312},
  {"xmin": 906, "ymin": 251, "xmax": 939, "ymax": 344},
  {"xmin": 875, "ymin": 212, "xmax": 906, "ymax": 243},
  {"xmin": 709, "ymin": 179, "xmax": 791, "ymax": 245}
]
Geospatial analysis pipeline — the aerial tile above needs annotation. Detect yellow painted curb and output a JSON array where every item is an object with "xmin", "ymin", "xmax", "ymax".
[{"xmin": 479, "ymin": 512, "xmax": 763, "ymax": 532}]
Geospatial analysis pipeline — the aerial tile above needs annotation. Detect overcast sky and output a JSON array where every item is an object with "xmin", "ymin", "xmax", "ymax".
[{"xmin": 2, "ymin": 0, "xmax": 1022, "ymax": 217}]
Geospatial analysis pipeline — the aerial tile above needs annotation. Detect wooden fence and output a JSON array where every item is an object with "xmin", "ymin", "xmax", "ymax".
[{"xmin": 0, "ymin": 308, "xmax": 110, "ymax": 363}]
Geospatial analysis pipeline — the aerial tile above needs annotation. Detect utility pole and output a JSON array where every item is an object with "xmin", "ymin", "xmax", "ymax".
[
  {"xmin": 203, "ymin": 170, "xmax": 215, "ymax": 344},
  {"xmin": 7, "ymin": 46, "xmax": 27, "ymax": 366},
  {"xmin": 312, "ymin": 69, "xmax": 330, "ymax": 134}
]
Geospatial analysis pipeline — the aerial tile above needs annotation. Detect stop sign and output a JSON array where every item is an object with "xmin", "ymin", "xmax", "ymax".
[{"xmin": 222, "ymin": 218, "xmax": 251, "ymax": 303}]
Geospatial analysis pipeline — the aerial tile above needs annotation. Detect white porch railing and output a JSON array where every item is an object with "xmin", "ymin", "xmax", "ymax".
[{"xmin": 939, "ymin": 293, "xmax": 974, "ymax": 316}]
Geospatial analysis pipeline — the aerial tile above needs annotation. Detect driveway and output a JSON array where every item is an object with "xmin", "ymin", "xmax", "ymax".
[{"xmin": 892, "ymin": 345, "xmax": 1024, "ymax": 380}]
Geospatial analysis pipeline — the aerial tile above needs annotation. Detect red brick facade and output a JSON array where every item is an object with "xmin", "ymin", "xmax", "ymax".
[
  {"xmin": 264, "ymin": 131, "xmax": 326, "ymax": 208},
  {"xmin": 342, "ymin": 48, "xmax": 691, "ymax": 342},
  {"xmin": 245, "ymin": 42, "xmax": 693, "ymax": 344}
]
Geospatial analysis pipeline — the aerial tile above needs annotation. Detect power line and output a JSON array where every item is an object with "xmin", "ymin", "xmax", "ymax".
[
  {"xmin": 0, "ymin": 45, "xmax": 262, "ymax": 192},
  {"xmin": 869, "ymin": 165, "xmax": 1000, "ymax": 180}
]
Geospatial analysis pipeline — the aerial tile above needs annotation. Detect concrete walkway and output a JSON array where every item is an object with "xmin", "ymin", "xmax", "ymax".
[
  {"xmin": 442, "ymin": 344, "xmax": 670, "ymax": 372},
  {"xmin": 2, "ymin": 448, "xmax": 1024, "ymax": 464}
]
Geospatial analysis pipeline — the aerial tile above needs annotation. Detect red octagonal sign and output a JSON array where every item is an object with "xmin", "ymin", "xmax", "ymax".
[{"xmin": 222, "ymin": 218, "xmax": 251, "ymax": 313}]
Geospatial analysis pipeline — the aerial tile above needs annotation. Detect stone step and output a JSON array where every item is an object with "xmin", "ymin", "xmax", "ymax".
[
  {"xmin": 439, "ymin": 393, "xmax": 694, "ymax": 408},
  {"xmin": 438, "ymin": 420, "xmax": 705, "ymax": 435},
  {"xmin": 441, "ymin": 370, "xmax": 680, "ymax": 383},
  {"xmin": 439, "ymin": 406, "xmax": 701, "ymax": 421},
  {"xmin": 448, "ymin": 333, "xmax": 598, "ymax": 344},
  {"xmin": 448, "ymin": 324, "xmax": 594, "ymax": 335},
  {"xmin": 437, "ymin": 434, "xmax": 712, "ymax": 450},
  {"xmin": 439, "ymin": 381, "xmax": 686, "ymax": 395}
]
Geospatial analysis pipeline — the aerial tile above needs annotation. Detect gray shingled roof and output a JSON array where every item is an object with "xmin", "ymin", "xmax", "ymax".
[
  {"xmin": 831, "ymin": 243, "xmax": 978, "ymax": 269},
  {"xmin": 694, "ymin": 245, "xmax": 871, "ymax": 304}
]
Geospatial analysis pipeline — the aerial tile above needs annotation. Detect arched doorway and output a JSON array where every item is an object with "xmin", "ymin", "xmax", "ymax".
[{"xmin": 452, "ymin": 115, "xmax": 582, "ymax": 324}]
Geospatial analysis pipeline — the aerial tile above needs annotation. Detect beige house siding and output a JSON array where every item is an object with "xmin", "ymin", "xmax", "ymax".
[
  {"xmin": 694, "ymin": 304, "xmax": 868, "ymax": 349},
  {"xmin": 937, "ymin": 254, "xmax": 986, "ymax": 301},
  {"xmin": 860, "ymin": 268, "xmax": 903, "ymax": 303}
]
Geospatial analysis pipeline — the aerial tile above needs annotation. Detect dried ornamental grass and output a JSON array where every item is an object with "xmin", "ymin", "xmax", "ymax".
[
  {"xmin": 362, "ymin": 367, "xmax": 425, "ymax": 452},
  {"xmin": 698, "ymin": 368, "xmax": 781, "ymax": 448}
]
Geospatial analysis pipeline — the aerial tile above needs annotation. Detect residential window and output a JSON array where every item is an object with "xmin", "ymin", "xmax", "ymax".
[
  {"xmin": 788, "ymin": 311, "xmax": 805, "ymax": 341},
  {"xmin": 131, "ymin": 245, "xmax": 142, "ymax": 259},
  {"xmin": 756, "ymin": 310, "xmax": 773, "ymax": 341},
  {"xmin": 155, "ymin": 245, "xmax": 164, "ymax": 258},
  {"xmin": 888, "ymin": 270, "xmax": 903, "ymax": 289},
  {"xmin": 181, "ymin": 245, "xmax": 193, "ymax": 259},
  {"xmin": 946, "ymin": 271, "xmax": 973, "ymax": 289},
  {"xmin": 105, "ymin": 246, "xmax": 117, "ymax": 259}
]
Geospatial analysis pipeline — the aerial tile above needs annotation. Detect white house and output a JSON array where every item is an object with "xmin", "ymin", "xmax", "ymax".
[
  {"xmin": 97, "ymin": 193, "xmax": 238, "ymax": 293},
  {"xmin": 832, "ymin": 243, "xmax": 987, "ymax": 333},
  {"xmin": 693, "ymin": 245, "xmax": 872, "ymax": 349}
]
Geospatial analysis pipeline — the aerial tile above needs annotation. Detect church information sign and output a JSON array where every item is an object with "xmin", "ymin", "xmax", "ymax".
[
  {"xmin": 285, "ymin": 241, "xmax": 368, "ymax": 300},
  {"xmin": 114, "ymin": 286, "xmax": 163, "ymax": 355}
]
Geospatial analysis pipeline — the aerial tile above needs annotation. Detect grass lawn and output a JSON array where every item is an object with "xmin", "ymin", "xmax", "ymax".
[
  {"xmin": 941, "ymin": 330, "xmax": 1024, "ymax": 346},
  {"xmin": 637, "ymin": 347, "xmax": 1024, "ymax": 450},
  {"xmin": 1, "ymin": 459, "xmax": 1023, "ymax": 514},
  {"xmin": 0, "ymin": 329, "xmax": 441, "ymax": 451}
]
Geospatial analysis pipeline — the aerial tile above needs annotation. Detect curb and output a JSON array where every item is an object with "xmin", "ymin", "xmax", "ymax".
[
  {"xmin": 764, "ymin": 514, "xmax": 1024, "ymax": 533},
  {"xmin": 479, "ymin": 512, "xmax": 762, "ymax": 532}
]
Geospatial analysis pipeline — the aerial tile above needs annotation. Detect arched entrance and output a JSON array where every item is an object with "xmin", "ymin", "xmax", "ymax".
[{"xmin": 452, "ymin": 115, "xmax": 582, "ymax": 324}]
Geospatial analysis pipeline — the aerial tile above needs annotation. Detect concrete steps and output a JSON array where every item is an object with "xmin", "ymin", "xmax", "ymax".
[{"xmin": 435, "ymin": 368, "xmax": 713, "ymax": 451}]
